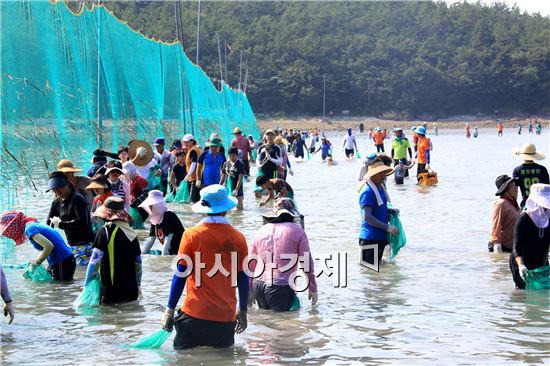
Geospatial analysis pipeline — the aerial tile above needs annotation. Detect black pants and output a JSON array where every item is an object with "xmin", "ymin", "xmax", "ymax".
[
  {"xmin": 359, "ymin": 239, "xmax": 387, "ymax": 267},
  {"xmin": 345, "ymin": 148, "xmax": 354, "ymax": 157},
  {"xmin": 253, "ymin": 281, "xmax": 296, "ymax": 312},
  {"xmin": 242, "ymin": 159, "xmax": 250, "ymax": 176},
  {"xmin": 48, "ymin": 254, "xmax": 76, "ymax": 281},
  {"xmin": 393, "ymin": 159, "xmax": 409, "ymax": 177},
  {"xmin": 188, "ymin": 181, "xmax": 201, "ymax": 203},
  {"xmin": 173, "ymin": 311, "xmax": 235, "ymax": 349},
  {"xmin": 376, "ymin": 144, "xmax": 384, "ymax": 152},
  {"xmin": 417, "ymin": 163, "xmax": 427, "ymax": 177}
]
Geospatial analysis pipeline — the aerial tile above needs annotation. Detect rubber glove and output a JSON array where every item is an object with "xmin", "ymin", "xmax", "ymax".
[
  {"xmin": 232, "ymin": 190, "xmax": 238, "ymax": 197},
  {"xmin": 235, "ymin": 310, "xmax": 247, "ymax": 334},
  {"xmin": 308, "ymin": 291, "xmax": 318, "ymax": 305},
  {"xmin": 4, "ymin": 302, "xmax": 14, "ymax": 324},
  {"xmin": 50, "ymin": 216, "xmax": 61, "ymax": 229},
  {"xmin": 519, "ymin": 265, "xmax": 528, "ymax": 280},
  {"xmin": 493, "ymin": 243, "xmax": 502, "ymax": 253},
  {"xmin": 289, "ymin": 169, "xmax": 294, "ymax": 176},
  {"xmin": 161, "ymin": 308, "xmax": 175, "ymax": 331},
  {"xmin": 196, "ymin": 180, "xmax": 202, "ymax": 189}
]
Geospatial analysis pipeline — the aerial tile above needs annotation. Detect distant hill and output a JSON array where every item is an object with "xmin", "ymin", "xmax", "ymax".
[{"xmin": 103, "ymin": 1, "xmax": 550, "ymax": 118}]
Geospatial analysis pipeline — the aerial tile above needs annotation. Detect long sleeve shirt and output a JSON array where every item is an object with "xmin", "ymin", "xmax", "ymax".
[
  {"xmin": 0, "ymin": 266, "xmax": 12, "ymax": 303},
  {"xmin": 250, "ymin": 222, "xmax": 317, "ymax": 292},
  {"xmin": 512, "ymin": 213, "xmax": 550, "ymax": 270},
  {"xmin": 490, "ymin": 198, "xmax": 520, "ymax": 250},
  {"xmin": 47, "ymin": 191, "xmax": 94, "ymax": 245}
]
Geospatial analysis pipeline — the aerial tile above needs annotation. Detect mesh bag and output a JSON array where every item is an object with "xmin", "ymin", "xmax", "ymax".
[
  {"xmin": 525, "ymin": 265, "xmax": 550, "ymax": 290},
  {"xmin": 74, "ymin": 276, "xmax": 101, "ymax": 307},
  {"xmin": 22, "ymin": 263, "xmax": 52, "ymax": 281},
  {"xmin": 387, "ymin": 210, "xmax": 406, "ymax": 259},
  {"xmin": 131, "ymin": 329, "xmax": 172, "ymax": 349},
  {"xmin": 129, "ymin": 207, "xmax": 145, "ymax": 229}
]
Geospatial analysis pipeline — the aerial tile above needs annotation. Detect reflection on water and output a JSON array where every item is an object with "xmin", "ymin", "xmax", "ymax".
[{"xmin": 0, "ymin": 128, "xmax": 549, "ymax": 364}]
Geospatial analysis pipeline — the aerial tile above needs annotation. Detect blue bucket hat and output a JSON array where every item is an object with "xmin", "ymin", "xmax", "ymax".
[
  {"xmin": 416, "ymin": 126, "xmax": 427, "ymax": 135},
  {"xmin": 192, "ymin": 184, "xmax": 237, "ymax": 214}
]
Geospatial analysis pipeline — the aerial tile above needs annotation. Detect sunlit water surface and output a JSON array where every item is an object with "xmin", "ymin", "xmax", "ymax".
[{"xmin": 0, "ymin": 127, "xmax": 548, "ymax": 365}]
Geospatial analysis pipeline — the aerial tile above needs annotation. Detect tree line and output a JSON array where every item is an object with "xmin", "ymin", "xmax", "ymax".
[{"xmin": 101, "ymin": 1, "xmax": 550, "ymax": 119}]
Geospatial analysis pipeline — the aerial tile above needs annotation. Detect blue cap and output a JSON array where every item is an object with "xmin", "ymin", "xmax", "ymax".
[
  {"xmin": 46, "ymin": 177, "xmax": 68, "ymax": 192},
  {"xmin": 154, "ymin": 138, "xmax": 165, "ymax": 146}
]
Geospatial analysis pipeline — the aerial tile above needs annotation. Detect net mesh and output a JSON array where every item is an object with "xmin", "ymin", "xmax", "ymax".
[{"xmin": 0, "ymin": 1, "xmax": 258, "ymax": 262}]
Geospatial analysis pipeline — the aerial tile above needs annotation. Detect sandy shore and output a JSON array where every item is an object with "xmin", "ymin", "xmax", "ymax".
[{"xmin": 258, "ymin": 116, "xmax": 549, "ymax": 132}]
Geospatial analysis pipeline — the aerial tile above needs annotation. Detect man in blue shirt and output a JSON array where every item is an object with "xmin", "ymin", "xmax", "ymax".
[{"xmin": 358, "ymin": 161, "xmax": 399, "ymax": 269}]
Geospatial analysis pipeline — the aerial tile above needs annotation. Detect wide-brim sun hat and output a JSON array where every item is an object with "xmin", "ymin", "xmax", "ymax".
[
  {"xmin": 93, "ymin": 196, "xmax": 133, "ymax": 223},
  {"xmin": 182, "ymin": 134, "xmax": 196, "ymax": 143},
  {"xmin": 494, "ymin": 174, "xmax": 515, "ymax": 196},
  {"xmin": 105, "ymin": 166, "xmax": 124, "ymax": 176},
  {"xmin": 262, "ymin": 197, "xmax": 300, "ymax": 219},
  {"xmin": 207, "ymin": 137, "xmax": 223, "ymax": 147},
  {"xmin": 234, "ymin": 127, "xmax": 242, "ymax": 134},
  {"xmin": 416, "ymin": 126, "xmax": 427, "ymax": 135},
  {"xmin": 138, "ymin": 190, "xmax": 166, "ymax": 208},
  {"xmin": 527, "ymin": 183, "xmax": 550, "ymax": 209},
  {"xmin": 129, "ymin": 140, "xmax": 154, "ymax": 167},
  {"xmin": 57, "ymin": 159, "xmax": 83, "ymax": 173},
  {"xmin": 274, "ymin": 136, "xmax": 288, "ymax": 145},
  {"xmin": 192, "ymin": 184, "xmax": 237, "ymax": 214},
  {"xmin": 85, "ymin": 181, "xmax": 109, "ymax": 190},
  {"xmin": 512, "ymin": 142, "xmax": 545, "ymax": 161},
  {"xmin": 364, "ymin": 161, "xmax": 395, "ymax": 181}
]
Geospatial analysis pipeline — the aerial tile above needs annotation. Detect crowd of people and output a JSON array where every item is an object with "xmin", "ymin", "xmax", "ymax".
[
  {"xmin": 0, "ymin": 121, "xmax": 547, "ymax": 351},
  {"xmin": 0, "ymin": 126, "xmax": 319, "ymax": 349},
  {"xmin": 489, "ymin": 142, "xmax": 549, "ymax": 289}
]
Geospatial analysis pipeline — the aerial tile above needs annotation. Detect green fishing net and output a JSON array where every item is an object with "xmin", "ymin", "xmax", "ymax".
[
  {"xmin": 387, "ymin": 208, "xmax": 406, "ymax": 259},
  {"xmin": 227, "ymin": 176, "xmax": 234, "ymax": 196},
  {"xmin": 525, "ymin": 265, "xmax": 550, "ymax": 290},
  {"xmin": 74, "ymin": 276, "xmax": 101, "ymax": 307},
  {"xmin": 306, "ymin": 149, "xmax": 311, "ymax": 160},
  {"xmin": 22, "ymin": 263, "xmax": 52, "ymax": 281},
  {"xmin": 173, "ymin": 181, "xmax": 190, "ymax": 203},
  {"xmin": 129, "ymin": 207, "xmax": 145, "ymax": 229},
  {"xmin": 131, "ymin": 329, "xmax": 172, "ymax": 349},
  {"xmin": 355, "ymin": 150, "xmax": 361, "ymax": 159}
]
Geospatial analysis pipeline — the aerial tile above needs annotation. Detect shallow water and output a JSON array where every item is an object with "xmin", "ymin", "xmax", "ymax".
[{"xmin": 0, "ymin": 127, "xmax": 549, "ymax": 365}]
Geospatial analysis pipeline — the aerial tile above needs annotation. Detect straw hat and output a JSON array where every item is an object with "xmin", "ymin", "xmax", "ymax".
[
  {"xmin": 192, "ymin": 185, "xmax": 237, "ymax": 214},
  {"xmin": 233, "ymin": 127, "xmax": 242, "ymax": 134},
  {"xmin": 129, "ymin": 140, "xmax": 154, "ymax": 167},
  {"xmin": 93, "ymin": 196, "xmax": 132, "ymax": 223},
  {"xmin": 85, "ymin": 180, "xmax": 110, "ymax": 191},
  {"xmin": 364, "ymin": 161, "xmax": 394, "ymax": 181},
  {"xmin": 57, "ymin": 159, "xmax": 82, "ymax": 173},
  {"xmin": 274, "ymin": 136, "xmax": 288, "ymax": 145},
  {"xmin": 512, "ymin": 143, "xmax": 545, "ymax": 161}
]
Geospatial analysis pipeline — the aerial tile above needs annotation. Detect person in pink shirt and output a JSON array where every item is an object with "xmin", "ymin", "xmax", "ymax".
[
  {"xmin": 231, "ymin": 127, "xmax": 252, "ymax": 176},
  {"xmin": 250, "ymin": 198, "xmax": 318, "ymax": 311}
]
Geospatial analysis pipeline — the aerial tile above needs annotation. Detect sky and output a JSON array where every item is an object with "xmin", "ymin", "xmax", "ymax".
[{"xmin": 443, "ymin": 0, "xmax": 550, "ymax": 16}]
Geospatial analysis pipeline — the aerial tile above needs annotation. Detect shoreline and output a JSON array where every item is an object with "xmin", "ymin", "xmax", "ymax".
[{"xmin": 257, "ymin": 117, "xmax": 549, "ymax": 132}]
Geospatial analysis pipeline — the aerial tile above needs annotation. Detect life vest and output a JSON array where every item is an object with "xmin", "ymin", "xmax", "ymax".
[{"xmin": 185, "ymin": 145, "xmax": 202, "ymax": 182}]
